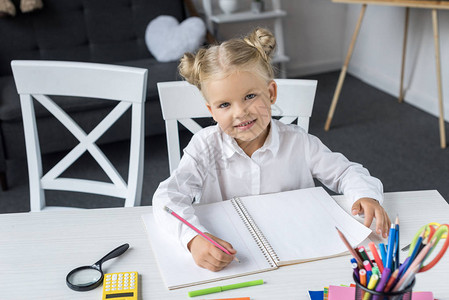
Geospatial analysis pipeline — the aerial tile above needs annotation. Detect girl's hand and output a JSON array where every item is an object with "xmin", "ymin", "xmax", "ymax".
[
  {"xmin": 187, "ymin": 233, "xmax": 237, "ymax": 272},
  {"xmin": 351, "ymin": 197, "xmax": 391, "ymax": 238}
]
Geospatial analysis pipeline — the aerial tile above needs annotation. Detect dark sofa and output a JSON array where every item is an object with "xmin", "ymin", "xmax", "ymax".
[{"xmin": 0, "ymin": 0, "xmax": 189, "ymax": 190}]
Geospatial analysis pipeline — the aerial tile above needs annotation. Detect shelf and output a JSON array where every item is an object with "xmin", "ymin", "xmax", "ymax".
[{"xmin": 210, "ymin": 9, "xmax": 286, "ymax": 24}]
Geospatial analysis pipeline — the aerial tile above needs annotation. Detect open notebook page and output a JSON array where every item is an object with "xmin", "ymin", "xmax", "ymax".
[
  {"xmin": 238, "ymin": 187, "xmax": 372, "ymax": 266},
  {"xmin": 142, "ymin": 200, "xmax": 276, "ymax": 290}
]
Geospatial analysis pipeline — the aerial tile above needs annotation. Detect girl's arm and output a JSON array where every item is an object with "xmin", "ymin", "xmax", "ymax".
[{"xmin": 305, "ymin": 134, "xmax": 390, "ymax": 236}]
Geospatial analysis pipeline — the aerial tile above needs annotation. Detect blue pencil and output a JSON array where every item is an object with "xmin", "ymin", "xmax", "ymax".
[
  {"xmin": 394, "ymin": 216, "xmax": 400, "ymax": 270},
  {"xmin": 385, "ymin": 224, "xmax": 396, "ymax": 270},
  {"xmin": 401, "ymin": 230, "xmax": 425, "ymax": 277}
]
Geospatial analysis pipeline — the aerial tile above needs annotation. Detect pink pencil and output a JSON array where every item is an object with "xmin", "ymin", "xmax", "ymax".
[{"xmin": 164, "ymin": 206, "xmax": 240, "ymax": 262}]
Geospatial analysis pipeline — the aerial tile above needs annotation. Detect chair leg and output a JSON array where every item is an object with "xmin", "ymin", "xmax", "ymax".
[
  {"xmin": 0, "ymin": 171, "xmax": 7, "ymax": 191},
  {"xmin": 324, "ymin": 4, "xmax": 367, "ymax": 131},
  {"xmin": 432, "ymin": 9, "xmax": 446, "ymax": 149}
]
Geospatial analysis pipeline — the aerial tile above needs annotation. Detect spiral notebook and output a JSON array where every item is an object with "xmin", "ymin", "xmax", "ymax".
[{"xmin": 142, "ymin": 187, "xmax": 372, "ymax": 290}]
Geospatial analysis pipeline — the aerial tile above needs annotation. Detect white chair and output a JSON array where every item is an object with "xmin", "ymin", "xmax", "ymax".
[
  {"xmin": 11, "ymin": 60, "xmax": 148, "ymax": 211},
  {"xmin": 157, "ymin": 79, "xmax": 318, "ymax": 174}
]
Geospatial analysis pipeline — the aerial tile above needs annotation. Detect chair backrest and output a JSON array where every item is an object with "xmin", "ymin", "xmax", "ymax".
[
  {"xmin": 157, "ymin": 79, "xmax": 317, "ymax": 174},
  {"xmin": 11, "ymin": 60, "xmax": 148, "ymax": 212}
]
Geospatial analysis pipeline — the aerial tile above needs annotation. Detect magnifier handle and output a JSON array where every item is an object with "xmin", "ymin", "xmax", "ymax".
[{"xmin": 95, "ymin": 243, "xmax": 129, "ymax": 267}]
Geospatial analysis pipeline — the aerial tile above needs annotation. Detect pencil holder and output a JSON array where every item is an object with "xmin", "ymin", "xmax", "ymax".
[{"xmin": 353, "ymin": 274, "xmax": 415, "ymax": 300}]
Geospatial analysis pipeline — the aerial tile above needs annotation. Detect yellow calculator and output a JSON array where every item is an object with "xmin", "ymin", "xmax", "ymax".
[{"xmin": 102, "ymin": 271, "xmax": 138, "ymax": 300}]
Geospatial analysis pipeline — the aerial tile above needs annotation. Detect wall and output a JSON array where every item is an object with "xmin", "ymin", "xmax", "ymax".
[
  {"xmin": 193, "ymin": 0, "xmax": 347, "ymax": 76},
  {"xmin": 193, "ymin": 1, "xmax": 449, "ymax": 122},
  {"xmin": 344, "ymin": 4, "xmax": 449, "ymax": 121}
]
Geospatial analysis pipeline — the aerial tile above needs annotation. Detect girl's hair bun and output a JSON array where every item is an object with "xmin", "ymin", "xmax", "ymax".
[{"xmin": 244, "ymin": 27, "xmax": 276, "ymax": 61}]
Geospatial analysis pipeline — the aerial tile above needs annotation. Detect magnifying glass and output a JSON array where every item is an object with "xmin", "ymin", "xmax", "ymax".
[{"xmin": 66, "ymin": 243, "xmax": 129, "ymax": 291}]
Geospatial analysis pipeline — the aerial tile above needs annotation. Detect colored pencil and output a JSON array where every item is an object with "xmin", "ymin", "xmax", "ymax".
[
  {"xmin": 394, "ymin": 216, "xmax": 400, "ymax": 270},
  {"xmin": 385, "ymin": 224, "xmax": 396, "ymax": 270},
  {"xmin": 164, "ymin": 206, "xmax": 240, "ymax": 262},
  {"xmin": 383, "ymin": 268, "xmax": 399, "ymax": 292},
  {"xmin": 335, "ymin": 227, "xmax": 364, "ymax": 268},
  {"xmin": 391, "ymin": 238, "xmax": 435, "ymax": 292}
]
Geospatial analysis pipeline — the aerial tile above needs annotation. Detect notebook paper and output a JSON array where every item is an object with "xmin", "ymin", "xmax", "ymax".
[{"xmin": 142, "ymin": 187, "xmax": 372, "ymax": 289}]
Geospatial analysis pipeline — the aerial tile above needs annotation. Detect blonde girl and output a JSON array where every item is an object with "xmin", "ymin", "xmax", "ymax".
[{"xmin": 153, "ymin": 28, "xmax": 390, "ymax": 272}]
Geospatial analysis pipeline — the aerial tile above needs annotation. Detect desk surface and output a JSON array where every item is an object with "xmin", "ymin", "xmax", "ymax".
[
  {"xmin": 333, "ymin": 0, "xmax": 449, "ymax": 9},
  {"xmin": 1, "ymin": 190, "xmax": 449, "ymax": 299}
]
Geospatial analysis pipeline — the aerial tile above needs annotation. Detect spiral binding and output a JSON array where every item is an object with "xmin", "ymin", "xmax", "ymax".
[{"xmin": 231, "ymin": 197, "xmax": 280, "ymax": 266}]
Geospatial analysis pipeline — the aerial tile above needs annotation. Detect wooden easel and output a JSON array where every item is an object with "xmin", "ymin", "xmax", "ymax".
[{"xmin": 325, "ymin": 0, "xmax": 449, "ymax": 149}]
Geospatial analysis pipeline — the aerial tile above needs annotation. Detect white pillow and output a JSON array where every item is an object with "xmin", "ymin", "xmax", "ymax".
[{"xmin": 145, "ymin": 16, "xmax": 206, "ymax": 62}]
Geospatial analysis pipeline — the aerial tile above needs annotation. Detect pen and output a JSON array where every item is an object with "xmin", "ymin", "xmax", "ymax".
[
  {"xmin": 351, "ymin": 258, "xmax": 360, "ymax": 281},
  {"xmin": 362, "ymin": 273, "xmax": 379, "ymax": 300},
  {"xmin": 359, "ymin": 269, "xmax": 367, "ymax": 287},
  {"xmin": 164, "ymin": 206, "xmax": 239, "ymax": 262},
  {"xmin": 372, "ymin": 267, "xmax": 391, "ymax": 300},
  {"xmin": 188, "ymin": 279, "xmax": 264, "ymax": 297},
  {"xmin": 368, "ymin": 242, "xmax": 384, "ymax": 273},
  {"xmin": 378, "ymin": 243, "xmax": 387, "ymax": 263},
  {"xmin": 358, "ymin": 246, "xmax": 372, "ymax": 266}
]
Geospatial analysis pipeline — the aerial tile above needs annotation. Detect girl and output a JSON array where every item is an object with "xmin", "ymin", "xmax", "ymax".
[{"xmin": 153, "ymin": 28, "xmax": 391, "ymax": 272}]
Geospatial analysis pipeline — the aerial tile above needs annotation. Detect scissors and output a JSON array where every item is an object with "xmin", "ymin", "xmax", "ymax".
[{"xmin": 405, "ymin": 222, "xmax": 449, "ymax": 272}]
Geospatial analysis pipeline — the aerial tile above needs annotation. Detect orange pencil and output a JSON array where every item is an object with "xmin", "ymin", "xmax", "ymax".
[{"xmin": 368, "ymin": 242, "xmax": 384, "ymax": 273}]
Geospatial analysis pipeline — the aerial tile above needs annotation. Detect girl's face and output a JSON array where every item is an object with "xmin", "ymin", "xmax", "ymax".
[{"xmin": 203, "ymin": 71, "xmax": 277, "ymax": 150}]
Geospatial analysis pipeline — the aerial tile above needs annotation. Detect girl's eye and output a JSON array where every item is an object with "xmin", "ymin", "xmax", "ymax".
[
  {"xmin": 218, "ymin": 102, "xmax": 230, "ymax": 108},
  {"xmin": 245, "ymin": 94, "xmax": 256, "ymax": 100}
]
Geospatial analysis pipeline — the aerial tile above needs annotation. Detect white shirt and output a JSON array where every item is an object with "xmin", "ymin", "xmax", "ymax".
[{"xmin": 153, "ymin": 119, "xmax": 383, "ymax": 249}]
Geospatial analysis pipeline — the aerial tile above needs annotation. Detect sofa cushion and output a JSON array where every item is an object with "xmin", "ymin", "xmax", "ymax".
[
  {"xmin": 0, "ymin": 58, "xmax": 180, "ymax": 122},
  {"xmin": 145, "ymin": 16, "xmax": 206, "ymax": 62}
]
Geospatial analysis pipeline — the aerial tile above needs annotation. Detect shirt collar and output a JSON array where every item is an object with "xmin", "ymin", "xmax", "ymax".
[{"xmin": 221, "ymin": 119, "xmax": 280, "ymax": 159}]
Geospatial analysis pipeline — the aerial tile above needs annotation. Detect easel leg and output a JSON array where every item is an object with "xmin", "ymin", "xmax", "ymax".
[
  {"xmin": 325, "ymin": 4, "xmax": 367, "ymax": 131},
  {"xmin": 432, "ymin": 9, "xmax": 446, "ymax": 149},
  {"xmin": 399, "ymin": 7, "xmax": 409, "ymax": 103}
]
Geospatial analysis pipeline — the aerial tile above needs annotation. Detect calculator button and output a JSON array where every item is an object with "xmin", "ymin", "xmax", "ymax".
[
  {"xmin": 112, "ymin": 274, "xmax": 118, "ymax": 280},
  {"xmin": 105, "ymin": 289, "xmax": 110, "ymax": 291}
]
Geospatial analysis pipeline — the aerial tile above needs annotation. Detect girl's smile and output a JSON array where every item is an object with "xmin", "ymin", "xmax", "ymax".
[{"xmin": 234, "ymin": 119, "xmax": 256, "ymax": 130}]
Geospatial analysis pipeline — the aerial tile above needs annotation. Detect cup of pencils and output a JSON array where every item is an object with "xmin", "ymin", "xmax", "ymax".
[
  {"xmin": 353, "ymin": 271, "xmax": 415, "ymax": 300},
  {"xmin": 337, "ymin": 220, "xmax": 449, "ymax": 300}
]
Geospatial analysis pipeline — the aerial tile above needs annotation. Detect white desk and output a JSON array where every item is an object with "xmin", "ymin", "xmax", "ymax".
[{"xmin": 1, "ymin": 190, "xmax": 448, "ymax": 299}]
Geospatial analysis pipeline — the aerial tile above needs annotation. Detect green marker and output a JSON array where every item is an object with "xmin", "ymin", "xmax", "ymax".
[{"xmin": 188, "ymin": 279, "xmax": 264, "ymax": 297}]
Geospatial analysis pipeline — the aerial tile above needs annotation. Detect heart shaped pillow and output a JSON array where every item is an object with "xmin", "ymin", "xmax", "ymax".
[{"xmin": 145, "ymin": 16, "xmax": 206, "ymax": 62}]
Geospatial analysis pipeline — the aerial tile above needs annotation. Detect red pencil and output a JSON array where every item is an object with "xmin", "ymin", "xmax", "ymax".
[{"xmin": 368, "ymin": 242, "xmax": 384, "ymax": 273}]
